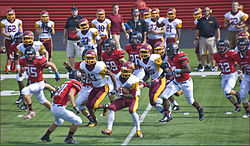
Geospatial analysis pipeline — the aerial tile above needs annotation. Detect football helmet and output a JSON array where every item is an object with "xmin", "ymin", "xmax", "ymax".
[
  {"xmin": 154, "ymin": 42, "xmax": 165, "ymax": 56},
  {"xmin": 79, "ymin": 18, "xmax": 89, "ymax": 31},
  {"xmin": 167, "ymin": 8, "xmax": 176, "ymax": 19},
  {"xmin": 40, "ymin": 10, "xmax": 49, "ymax": 22},
  {"xmin": 103, "ymin": 38, "xmax": 116, "ymax": 54},
  {"xmin": 6, "ymin": 9, "xmax": 15, "ymax": 22},
  {"xmin": 193, "ymin": 8, "xmax": 202, "ymax": 19},
  {"xmin": 131, "ymin": 31, "xmax": 142, "ymax": 46},
  {"xmin": 166, "ymin": 42, "xmax": 179, "ymax": 59},
  {"xmin": 84, "ymin": 50, "xmax": 97, "ymax": 65},
  {"xmin": 237, "ymin": 38, "xmax": 249, "ymax": 52},
  {"xmin": 217, "ymin": 39, "xmax": 229, "ymax": 53},
  {"xmin": 139, "ymin": 43, "xmax": 152, "ymax": 59},
  {"xmin": 24, "ymin": 46, "xmax": 36, "ymax": 62},
  {"xmin": 14, "ymin": 32, "xmax": 23, "ymax": 44},
  {"xmin": 69, "ymin": 69, "xmax": 82, "ymax": 82},
  {"xmin": 143, "ymin": 8, "xmax": 151, "ymax": 19},
  {"xmin": 151, "ymin": 8, "xmax": 160, "ymax": 20},
  {"xmin": 96, "ymin": 9, "xmax": 105, "ymax": 21},
  {"xmin": 22, "ymin": 31, "xmax": 34, "ymax": 46},
  {"xmin": 121, "ymin": 61, "xmax": 135, "ymax": 78},
  {"xmin": 237, "ymin": 31, "xmax": 249, "ymax": 40}
]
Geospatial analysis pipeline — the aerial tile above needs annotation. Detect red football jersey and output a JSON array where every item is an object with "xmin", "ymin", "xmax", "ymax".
[
  {"xmin": 234, "ymin": 49, "xmax": 250, "ymax": 74},
  {"xmin": 168, "ymin": 51, "xmax": 190, "ymax": 82},
  {"xmin": 53, "ymin": 80, "xmax": 82, "ymax": 106},
  {"xmin": 125, "ymin": 43, "xmax": 142, "ymax": 68},
  {"xmin": 19, "ymin": 56, "xmax": 47, "ymax": 83},
  {"xmin": 101, "ymin": 48, "xmax": 125, "ymax": 74},
  {"xmin": 74, "ymin": 61, "xmax": 93, "ymax": 87},
  {"xmin": 213, "ymin": 50, "xmax": 236, "ymax": 74},
  {"xmin": 10, "ymin": 42, "xmax": 18, "ymax": 53}
]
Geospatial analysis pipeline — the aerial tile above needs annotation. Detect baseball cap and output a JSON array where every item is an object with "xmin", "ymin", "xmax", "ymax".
[{"xmin": 72, "ymin": 5, "xmax": 78, "ymax": 11}]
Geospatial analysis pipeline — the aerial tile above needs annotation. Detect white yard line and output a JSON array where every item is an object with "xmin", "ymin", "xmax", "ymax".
[{"xmin": 121, "ymin": 104, "xmax": 152, "ymax": 145}]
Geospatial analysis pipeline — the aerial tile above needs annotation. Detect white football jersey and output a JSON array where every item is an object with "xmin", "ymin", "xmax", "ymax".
[
  {"xmin": 116, "ymin": 72, "xmax": 140, "ymax": 98},
  {"xmin": 80, "ymin": 61, "xmax": 108, "ymax": 88},
  {"xmin": 17, "ymin": 41, "xmax": 44, "ymax": 56},
  {"xmin": 92, "ymin": 19, "xmax": 111, "ymax": 37},
  {"xmin": 164, "ymin": 18, "xmax": 182, "ymax": 38},
  {"xmin": 145, "ymin": 17, "xmax": 164, "ymax": 39},
  {"xmin": 1, "ymin": 19, "xmax": 22, "ymax": 40},
  {"xmin": 139, "ymin": 54, "xmax": 163, "ymax": 80},
  {"xmin": 224, "ymin": 10, "xmax": 249, "ymax": 31},
  {"xmin": 77, "ymin": 28, "xmax": 101, "ymax": 48},
  {"xmin": 35, "ymin": 20, "xmax": 55, "ymax": 39}
]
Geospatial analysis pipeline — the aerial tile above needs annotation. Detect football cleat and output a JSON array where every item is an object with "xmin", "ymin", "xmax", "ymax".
[
  {"xmin": 103, "ymin": 103, "xmax": 110, "ymax": 116},
  {"xmin": 242, "ymin": 113, "xmax": 249, "ymax": 118},
  {"xmin": 64, "ymin": 137, "xmax": 79, "ymax": 144},
  {"xmin": 17, "ymin": 103, "xmax": 27, "ymax": 111},
  {"xmin": 235, "ymin": 93, "xmax": 241, "ymax": 104},
  {"xmin": 211, "ymin": 66, "xmax": 218, "ymax": 72},
  {"xmin": 233, "ymin": 106, "xmax": 241, "ymax": 112},
  {"xmin": 48, "ymin": 66, "xmax": 53, "ymax": 73},
  {"xmin": 87, "ymin": 121, "xmax": 97, "ymax": 127},
  {"xmin": 159, "ymin": 114, "xmax": 172, "ymax": 123},
  {"xmin": 172, "ymin": 105, "xmax": 180, "ymax": 111},
  {"xmin": 24, "ymin": 111, "xmax": 36, "ymax": 119},
  {"xmin": 198, "ymin": 66, "xmax": 204, "ymax": 72},
  {"xmin": 136, "ymin": 130, "xmax": 143, "ymax": 138},
  {"xmin": 41, "ymin": 135, "xmax": 52, "ymax": 142},
  {"xmin": 204, "ymin": 65, "xmax": 210, "ymax": 71},
  {"xmin": 101, "ymin": 129, "xmax": 112, "ymax": 136},
  {"xmin": 198, "ymin": 107, "xmax": 204, "ymax": 121},
  {"xmin": 15, "ymin": 95, "xmax": 23, "ymax": 104}
]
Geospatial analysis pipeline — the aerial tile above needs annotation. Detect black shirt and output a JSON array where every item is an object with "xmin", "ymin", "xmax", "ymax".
[
  {"xmin": 196, "ymin": 16, "xmax": 219, "ymax": 38},
  {"xmin": 127, "ymin": 18, "xmax": 147, "ymax": 42},
  {"xmin": 65, "ymin": 15, "xmax": 83, "ymax": 40}
]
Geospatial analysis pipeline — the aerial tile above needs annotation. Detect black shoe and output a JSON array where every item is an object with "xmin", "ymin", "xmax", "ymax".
[
  {"xmin": 198, "ymin": 107, "xmax": 204, "ymax": 121},
  {"xmin": 41, "ymin": 135, "xmax": 52, "ymax": 142},
  {"xmin": 172, "ymin": 105, "xmax": 180, "ymax": 111},
  {"xmin": 17, "ymin": 103, "xmax": 27, "ymax": 111},
  {"xmin": 159, "ymin": 114, "xmax": 172, "ymax": 123},
  {"xmin": 64, "ymin": 137, "xmax": 79, "ymax": 144},
  {"xmin": 15, "ymin": 96, "xmax": 23, "ymax": 104},
  {"xmin": 233, "ymin": 106, "xmax": 241, "ymax": 112},
  {"xmin": 236, "ymin": 94, "xmax": 241, "ymax": 104},
  {"xmin": 205, "ymin": 65, "xmax": 210, "ymax": 71},
  {"xmin": 197, "ymin": 64, "xmax": 202, "ymax": 70}
]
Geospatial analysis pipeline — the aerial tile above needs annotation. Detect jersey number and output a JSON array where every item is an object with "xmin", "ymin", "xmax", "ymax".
[
  {"xmin": 81, "ymin": 37, "xmax": 89, "ymax": 45},
  {"xmin": 87, "ymin": 73, "xmax": 98, "ymax": 82},
  {"xmin": 129, "ymin": 54, "xmax": 140, "ymax": 65},
  {"xmin": 24, "ymin": 67, "xmax": 38, "ymax": 77},
  {"xmin": 218, "ymin": 62, "xmax": 231, "ymax": 73},
  {"xmin": 98, "ymin": 25, "xmax": 105, "ymax": 32},
  {"xmin": 7, "ymin": 25, "xmax": 16, "ymax": 33},
  {"xmin": 166, "ymin": 24, "xmax": 172, "ymax": 32},
  {"xmin": 150, "ymin": 24, "xmax": 157, "ymax": 30},
  {"xmin": 54, "ymin": 83, "xmax": 68, "ymax": 96},
  {"xmin": 82, "ymin": 73, "xmax": 92, "ymax": 83},
  {"xmin": 106, "ymin": 61, "xmax": 118, "ymax": 71}
]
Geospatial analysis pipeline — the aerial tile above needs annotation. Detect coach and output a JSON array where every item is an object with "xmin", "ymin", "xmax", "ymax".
[{"xmin": 194, "ymin": 6, "xmax": 220, "ymax": 72}]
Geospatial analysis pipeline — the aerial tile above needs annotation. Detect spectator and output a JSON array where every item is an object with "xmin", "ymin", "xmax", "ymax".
[
  {"xmin": 194, "ymin": 6, "xmax": 220, "ymax": 72},
  {"xmin": 108, "ymin": 4, "xmax": 129, "ymax": 49},
  {"xmin": 127, "ymin": 8, "xmax": 147, "ymax": 43},
  {"xmin": 224, "ymin": 1, "xmax": 249, "ymax": 49},
  {"xmin": 63, "ymin": 5, "xmax": 83, "ymax": 69}
]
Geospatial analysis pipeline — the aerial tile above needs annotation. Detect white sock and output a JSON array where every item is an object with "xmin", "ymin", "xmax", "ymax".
[
  {"xmin": 7, "ymin": 65, "xmax": 10, "ymax": 70},
  {"xmin": 107, "ymin": 110, "xmax": 115, "ymax": 131},
  {"xmin": 206, "ymin": 63, "xmax": 210, "ymax": 66},
  {"xmin": 16, "ymin": 65, "xmax": 20, "ymax": 70},
  {"xmin": 154, "ymin": 104, "xmax": 164, "ymax": 115},
  {"xmin": 131, "ymin": 112, "xmax": 140, "ymax": 131},
  {"xmin": 172, "ymin": 101, "xmax": 178, "ymax": 106}
]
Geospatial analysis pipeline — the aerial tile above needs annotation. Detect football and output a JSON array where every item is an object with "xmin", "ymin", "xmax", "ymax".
[{"xmin": 119, "ymin": 87, "xmax": 130, "ymax": 94}]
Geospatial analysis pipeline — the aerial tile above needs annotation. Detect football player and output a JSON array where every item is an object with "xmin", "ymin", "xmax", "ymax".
[
  {"xmin": 79, "ymin": 50, "xmax": 117, "ymax": 126},
  {"xmin": 101, "ymin": 38, "xmax": 127, "ymax": 102},
  {"xmin": 101, "ymin": 62, "xmax": 143, "ymax": 138},
  {"xmin": 35, "ymin": 10, "xmax": 55, "ymax": 72},
  {"xmin": 143, "ymin": 8, "xmax": 151, "ymax": 20},
  {"xmin": 233, "ymin": 38, "xmax": 250, "ymax": 118},
  {"xmin": 41, "ymin": 70, "xmax": 82, "ymax": 144},
  {"xmin": 161, "ymin": 43, "xmax": 204, "ymax": 121},
  {"xmin": 1, "ymin": 9, "xmax": 23, "ymax": 73},
  {"xmin": 213, "ymin": 39, "xmax": 241, "ymax": 112},
  {"xmin": 9, "ymin": 32, "xmax": 23, "ymax": 73},
  {"xmin": 19, "ymin": 46, "xmax": 60, "ymax": 119},
  {"xmin": 77, "ymin": 18, "xmax": 102, "ymax": 57},
  {"xmin": 144, "ymin": 8, "xmax": 165, "ymax": 48},
  {"xmin": 92, "ymin": 9, "xmax": 111, "ymax": 61},
  {"xmin": 138, "ymin": 43, "xmax": 172, "ymax": 122},
  {"xmin": 157, "ymin": 8, "xmax": 182, "ymax": 45}
]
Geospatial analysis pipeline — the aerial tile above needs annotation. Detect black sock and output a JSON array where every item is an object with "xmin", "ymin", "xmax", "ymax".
[
  {"xmin": 45, "ymin": 129, "xmax": 51, "ymax": 137},
  {"xmin": 28, "ymin": 104, "xmax": 32, "ymax": 111},
  {"xmin": 67, "ymin": 131, "xmax": 74, "ymax": 139}
]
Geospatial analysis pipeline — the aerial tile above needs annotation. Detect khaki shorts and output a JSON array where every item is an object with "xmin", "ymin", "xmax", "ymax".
[
  {"xmin": 199, "ymin": 36, "xmax": 217, "ymax": 55},
  {"xmin": 66, "ymin": 40, "xmax": 84, "ymax": 58},
  {"xmin": 112, "ymin": 35, "xmax": 121, "ymax": 49},
  {"xmin": 227, "ymin": 31, "xmax": 240, "ymax": 49}
]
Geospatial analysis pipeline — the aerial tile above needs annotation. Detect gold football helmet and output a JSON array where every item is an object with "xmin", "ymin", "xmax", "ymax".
[
  {"xmin": 79, "ymin": 18, "xmax": 89, "ymax": 31},
  {"xmin": 40, "ymin": 10, "xmax": 49, "ymax": 22},
  {"xmin": 84, "ymin": 50, "xmax": 97, "ymax": 65},
  {"xmin": 193, "ymin": 8, "xmax": 202, "ymax": 19},
  {"xmin": 143, "ymin": 8, "xmax": 151, "ymax": 19},
  {"xmin": 96, "ymin": 9, "xmax": 105, "ymax": 20},
  {"xmin": 154, "ymin": 42, "xmax": 165, "ymax": 56},
  {"xmin": 151, "ymin": 8, "xmax": 160, "ymax": 20},
  {"xmin": 121, "ymin": 62, "xmax": 135, "ymax": 78},
  {"xmin": 167, "ymin": 8, "xmax": 176, "ymax": 19},
  {"xmin": 22, "ymin": 31, "xmax": 34, "ymax": 46},
  {"xmin": 139, "ymin": 43, "xmax": 152, "ymax": 59}
]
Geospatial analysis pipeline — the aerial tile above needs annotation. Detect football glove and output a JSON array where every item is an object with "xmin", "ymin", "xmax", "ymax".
[
  {"xmin": 73, "ymin": 106, "xmax": 80, "ymax": 114},
  {"xmin": 55, "ymin": 72, "xmax": 60, "ymax": 81}
]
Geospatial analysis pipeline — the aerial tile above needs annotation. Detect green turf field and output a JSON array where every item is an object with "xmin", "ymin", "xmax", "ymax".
[{"xmin": 1, "ymin": 49, "xmax": 249, "ymax": 145}]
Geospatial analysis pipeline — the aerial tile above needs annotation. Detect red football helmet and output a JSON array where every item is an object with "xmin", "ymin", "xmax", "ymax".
[
  {"xmin": 121, "ymin": 61, "xmax": 135, "ymax": 78},
  {"xmin": 139, "ymin": 43, "xmax": 152, "ymax": 59},
  {"xmin": 22, "ymin": 31, "xmax": 34, "ymax": 46},
  {"xmin": 84, "ymin": 50, "xmax": 97, "ymax": 65},
  {"xmin": 167, "ymin": 8, "xmax": 176, "ymax": 19},
  {"xmin": 193, "ymin": 8, "xmax": 202, "ymax": 19},
  {"xmin": 96, "ymin": 9, "xmax": 105, "ymax": 20},
  {"xmin": 151, "ymin": 8, "xmax": 160, "ymax": 20},
  {"xmin": 6, "ymin": 9, "xmax": 15, "ymax": 22},
  {"xmin": 79, "ymin": 18, "xmax": 89, "ymax": 31},
  {"xmin": 40, "ymin": 10, "xmax": 49, "ymax": 22},
  {"xmin": 143, "ymin": 8, "xmax": 151, "ymax": 19},
  {"xmin": 154, "ymin": 42, "xmax": 165, "ymax": 56}
]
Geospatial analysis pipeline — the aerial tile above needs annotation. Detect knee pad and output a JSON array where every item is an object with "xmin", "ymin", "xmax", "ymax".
[
  {"xmin": 21, "ymin": 86, "xmax": 30, "ymax": 95},
  {"xmin": 155, "ymin": 98, "xmax": 163, "ymax": 105},
  {"xmin": 55, "ymin": 119, "xmax": 64, "ymax": 126},
  {"xmin": 73, "ymin": 116, "xmax": 82, "ymax": 125},
  {"xmin": 186, "ymin": 97, "xmax": 195, "ymax": 104},
  {"xmin": 78, "ymin": 105, "xmax": 85, "ymax": 111}
]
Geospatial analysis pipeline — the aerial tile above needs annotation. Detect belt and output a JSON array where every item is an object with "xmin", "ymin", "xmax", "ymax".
[
  {"xmin": 52, "ymin": 103, "xmax": 63, "ymax": 107},
  {"xmin": 175, "ymin": 78, "xmax": 191, "ymax": 84}
]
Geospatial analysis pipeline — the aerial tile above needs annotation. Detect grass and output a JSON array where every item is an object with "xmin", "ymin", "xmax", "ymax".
[{"xmin": 0, "ymin": 49, "xmax": 249, "ymax": 145}]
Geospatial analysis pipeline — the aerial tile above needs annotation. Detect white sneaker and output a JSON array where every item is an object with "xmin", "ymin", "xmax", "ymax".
[
  {"xmin": 211, "ymin": 66, "xmax": 218, "ymax": 72},
  {"xmin": 198, "ymin": 66, "xmax": 204, "ymax": 72},
  {"xmin": 24, "ymin": 111, "xmax": 36, "ymax": 119},
  {"xmin": 48, "ymin": 67, "xmax": 53, "ymax": 73}
]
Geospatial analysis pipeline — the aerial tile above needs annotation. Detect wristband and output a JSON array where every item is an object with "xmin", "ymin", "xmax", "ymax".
[
  {"xmin": 55, "ymin": 72, "xmax": 60, "ymax": 78},
  {"xmin": 174, "ymin": 69, "xmax": 181, "ymax": 73}
]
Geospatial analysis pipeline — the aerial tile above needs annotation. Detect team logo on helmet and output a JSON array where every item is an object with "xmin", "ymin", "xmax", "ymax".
[
  {"xmin": 96, "ymin": 9, "xmax": 105, "ymax": 20},
  {"xmin": 139, "ymin": 43, "xmax": 152, "ymax": 59},
  {"xmin": 84, "ymin": 50, "xmax": 97, "ymax": 65},
  {"xmin": 6, "ymin": 9, "xmax": 15, "ymax": 22},
  {"xmin": 22, "ymin": 31, "xmax": 34, "ymax": 46},
  {"xmin": 121, "ymin": 62, "xmax": 135, "ymax": 78},
  {"xmin": 79, "ymin": 18, "xmax": 89, "ymax": 31},
  {"xmin": 167, "ymin": 8, "xmax": 176, "ymax": 19},
  {"xmin": 40, "ymin": 10, "xmax": 49, "ymax": 22}
]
